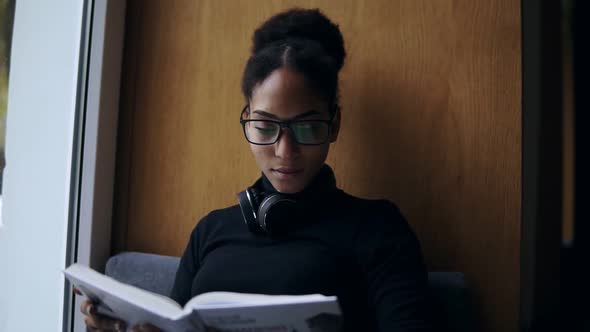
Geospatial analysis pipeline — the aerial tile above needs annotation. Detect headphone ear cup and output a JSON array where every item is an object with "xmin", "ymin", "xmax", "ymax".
[
  {"xmin": 258, "ymin": 194, "xmax": 298, "ymax": 234},
  {"xmin": 237, "ymin": 188, "xmax": 262, "ymax": 233}
]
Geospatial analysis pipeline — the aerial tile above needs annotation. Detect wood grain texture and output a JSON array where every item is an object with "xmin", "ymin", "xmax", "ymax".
[{"xmin": 113, "ymin": 1, "xmax": 522, "ymax": 331}]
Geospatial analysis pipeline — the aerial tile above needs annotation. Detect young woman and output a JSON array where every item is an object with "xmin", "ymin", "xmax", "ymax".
[{"xmin": 81, "ymin": 8, "xmax": 433, "ymax": 332}]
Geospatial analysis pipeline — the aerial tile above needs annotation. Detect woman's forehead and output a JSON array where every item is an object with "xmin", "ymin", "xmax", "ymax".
[
  {"xmin": 248, "ymin": 100, "xmax": 331, "ymax": 119},
  {"xmin": 252, "ymin": 69, "xmax": 327, "ymax": 103},
  {"xmin": 249, "ymin": 108, "xmax": 325, "ymax": 121},
  {"xmin": 249, "ymin": 69, "xmax": 331, "ymax": 119}
]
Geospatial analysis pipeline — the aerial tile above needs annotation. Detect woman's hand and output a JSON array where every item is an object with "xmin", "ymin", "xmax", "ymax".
[
  {"xmin": 79, "ymin": 298, "xmax": 127, "ymax": 332},
  {"xmin": 76, "ymin": 288, "xmax": 162, "ymax": 332},
  {"xmin": 80, "ymin": 299, "xmax": 164, "ymax": 331},
  {"xmin": 76, "ymin": 288, "xmax": 220, "ymax": 332}
]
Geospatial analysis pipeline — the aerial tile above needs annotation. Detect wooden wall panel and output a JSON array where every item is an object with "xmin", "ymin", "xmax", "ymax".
[{"xmin": 113, "ymin": 1, "xmax": 521, "ymax": 331}]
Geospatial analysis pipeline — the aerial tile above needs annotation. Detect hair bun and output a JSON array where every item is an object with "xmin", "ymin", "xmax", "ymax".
[{"xmin": 252, "ymin": 8, "xmax": 346, "ymax": 71}]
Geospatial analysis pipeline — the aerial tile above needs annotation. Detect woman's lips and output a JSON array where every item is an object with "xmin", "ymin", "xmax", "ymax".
[{"xmin": 272, "ymin": 168, "xmax": 303, "ymax": 179}]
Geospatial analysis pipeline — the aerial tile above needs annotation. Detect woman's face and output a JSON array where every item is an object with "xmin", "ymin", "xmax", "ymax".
[{"xmin": 247, "ymin": 68, "xmax": 340, "ymax": 193}]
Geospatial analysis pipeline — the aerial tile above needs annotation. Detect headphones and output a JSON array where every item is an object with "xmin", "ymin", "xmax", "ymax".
[
  {"xmin": 237, "ymin": 166, "xmax": 338, "ymax": 235},
  {"xmin": 237, "ymin": 182, "xmax": 309, "ymax": 235}
]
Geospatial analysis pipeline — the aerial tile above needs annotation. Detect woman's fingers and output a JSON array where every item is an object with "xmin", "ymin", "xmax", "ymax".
[
  {"xmin": 84, "ymin": 315, "xmax": 126, "ymax": 332},
  {"xmin": 80, "ymin": 299, "xmax": 126, "ymax": 331},
  {"xmin": 80, "ymin": 299, "xmax": 95, "ymax": 316}
]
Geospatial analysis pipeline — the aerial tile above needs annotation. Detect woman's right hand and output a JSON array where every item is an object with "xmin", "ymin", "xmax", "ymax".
[
  {"xmin": 76, "ymin": 289, "xmax": 216, "ymax": 332},
  {"xmin": 80, "ymin": 298, "xmax": 127, "ymax": 332}
]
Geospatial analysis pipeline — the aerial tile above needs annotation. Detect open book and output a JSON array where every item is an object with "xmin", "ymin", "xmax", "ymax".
[{"xmin": 64, "ymin": 264, "xmax": 342, "ymax": 332}]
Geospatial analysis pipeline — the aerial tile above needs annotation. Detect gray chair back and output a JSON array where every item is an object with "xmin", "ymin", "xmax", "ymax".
[{"xmin": 106, "ymin": 251, "xmax": 180, "ymax": 297}]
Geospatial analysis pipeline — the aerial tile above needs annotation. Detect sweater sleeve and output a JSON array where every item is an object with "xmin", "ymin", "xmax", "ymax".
[
  {"xmin": 170, "ymin": 222, "xmax": 202, "ymax": 306},
  {"xmin": 356, "ymin": 201, "xmax": 433, "ymax": 332}
]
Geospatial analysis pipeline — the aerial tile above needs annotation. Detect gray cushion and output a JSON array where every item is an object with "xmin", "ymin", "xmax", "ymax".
[
  {"xmin": 105, "ymin": 251, "xmax": 180, "ymax": 297},
  {"xmin": 106, "ymin": 252, "xmax": 475, "ymax": 331}
]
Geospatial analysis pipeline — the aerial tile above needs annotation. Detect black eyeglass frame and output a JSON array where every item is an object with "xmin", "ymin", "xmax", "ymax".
[{"xmin": 239, "ymin": 105, "xmax": 338, "ymax": 146}]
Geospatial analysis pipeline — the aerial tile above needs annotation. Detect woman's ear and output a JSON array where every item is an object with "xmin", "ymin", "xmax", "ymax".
[{"xmin": 329, "ymin": 109, "xmax": 341, "ymax": 143}]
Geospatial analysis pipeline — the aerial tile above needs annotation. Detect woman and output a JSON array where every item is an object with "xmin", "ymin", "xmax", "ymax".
[{"xmin": 81, "ymin": 8, "xmax": 433, "ymax": 332}]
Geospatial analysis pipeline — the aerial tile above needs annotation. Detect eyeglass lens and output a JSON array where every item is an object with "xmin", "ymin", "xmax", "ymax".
[{"xmin": 244, "ymin": 120, "xmax": 330, "ymax": 145}]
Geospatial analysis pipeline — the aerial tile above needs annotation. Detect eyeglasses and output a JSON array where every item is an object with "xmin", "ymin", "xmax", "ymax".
[{"xmin": 239, "ymin": 105, "xmax": 335, "ymax": 145}]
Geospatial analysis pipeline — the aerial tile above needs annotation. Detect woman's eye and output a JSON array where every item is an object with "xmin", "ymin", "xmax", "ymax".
[{"xmin": 254, "ymin": 125, "xmax": 277, "ymax": 134}]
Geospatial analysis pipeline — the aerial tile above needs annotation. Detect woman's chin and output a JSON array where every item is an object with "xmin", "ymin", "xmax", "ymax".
[
  {"xmin": 275, "ymin": 186, "xmax": 303, "ymax": 194},
  {"xmin": 272, "ymin": 181, "xmax": 306, "ymax": 194},
  {"xmin": 268, "ymin": 170, "xmax": 308, "ymax": 193}
]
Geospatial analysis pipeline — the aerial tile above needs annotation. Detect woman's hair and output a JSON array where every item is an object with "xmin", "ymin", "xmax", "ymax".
[{"xmin": 241, "ymin": 8, "xmax": 346, "ymax": 114}]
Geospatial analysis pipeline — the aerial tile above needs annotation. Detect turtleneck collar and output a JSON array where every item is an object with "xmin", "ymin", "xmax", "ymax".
[{"xmin": 257, "ymin": 164, "xmax": 338, "ymax": 199}]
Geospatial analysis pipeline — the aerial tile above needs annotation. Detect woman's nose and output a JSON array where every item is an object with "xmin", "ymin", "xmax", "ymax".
[{"xmin": 274, "ymin": 128, "xmax": 300, "ymax": 159}]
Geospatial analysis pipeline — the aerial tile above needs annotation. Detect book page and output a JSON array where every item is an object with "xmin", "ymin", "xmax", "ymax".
[
  {"xmin": 186, "ymin": 292, "xmax": 333, "ymax": 309},
  {"xmin": 193, "ymin": 299, "xmax": 343, "ymax": 332}
]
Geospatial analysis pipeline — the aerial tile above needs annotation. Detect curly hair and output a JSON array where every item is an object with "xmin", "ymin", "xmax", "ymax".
[{"xmin": 241, "ymin": 8, "xmax": 346, "ymax": 114}]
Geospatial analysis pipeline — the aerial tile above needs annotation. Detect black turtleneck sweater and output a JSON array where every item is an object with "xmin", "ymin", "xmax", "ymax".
[{"xmin": 170, "ymin": 165, "xmax": 433, "ymax": 331}]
